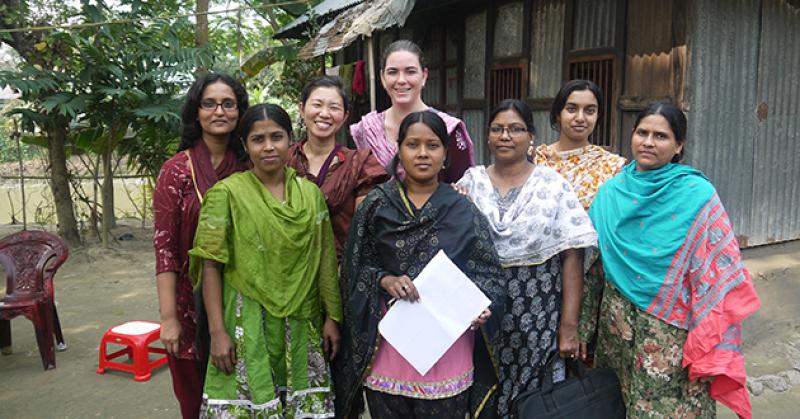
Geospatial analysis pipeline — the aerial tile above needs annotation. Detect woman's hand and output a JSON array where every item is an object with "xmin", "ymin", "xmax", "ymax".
[
  {"xmin": 558, "ymin": 323, "xmax": 580, "ymax": 360},
  {"xmin": 470, "ymin": 308, "xmax": 492, "ymax": 330},
  {"xmin": 380, "ymin": 275, "xmax": 419, "ymax": 302},
  {"xmin": 578, "ymin": 341, "xmax": 589, "ymax": 361},
  {"xmin": 322, "ymin": 317, "xmax": 341, "ymax": 360},
  {"xmin": 450, "ymin": 183, "xmax": 470, "ymax": 198},
  {"xmin": 210, "ymin": 330, "xmax": 236, "ymax": 375},
  {"xmin": 159, "ymin": 317, "xmax": 182, "ymax": 356}
]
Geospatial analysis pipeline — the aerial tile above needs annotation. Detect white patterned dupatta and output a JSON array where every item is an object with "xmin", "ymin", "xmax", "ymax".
[{"xmin": 457, "ymin": 165, "xmax": 598, "ymax": 267}]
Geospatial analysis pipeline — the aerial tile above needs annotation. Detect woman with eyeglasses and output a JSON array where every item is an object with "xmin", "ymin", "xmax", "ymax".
[
  {"xmin": 153, "ymin": 72, "xmax": 249, "ymax": 419},
  {"xmin": 457, "ymin": 100, "xmax": 597, "ymax": 417}
]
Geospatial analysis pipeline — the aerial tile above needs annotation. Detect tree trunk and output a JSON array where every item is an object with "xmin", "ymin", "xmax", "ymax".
[
  {"xmin": 90, "ymin": 156, "xmax": 100, "ymax": 240},
  {"xmin": 101, "ymin": 146, "xmax": 115, "ymax": 247},
  {"xmin": 195, "ymin": 0, "xmax": 209, "ymax": 73},
  {"xmin": 48, "ymin": 126, "xmax": 81, "ymax": 247},
  {"xmin": 196, "ymin": 0, "xmax": 209, "ymax": 47}
]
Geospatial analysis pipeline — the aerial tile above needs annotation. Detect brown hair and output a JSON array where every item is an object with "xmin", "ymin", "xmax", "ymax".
[{"xmin": 380, "ymin": 39, "xmax": 427, "ymax": 70}]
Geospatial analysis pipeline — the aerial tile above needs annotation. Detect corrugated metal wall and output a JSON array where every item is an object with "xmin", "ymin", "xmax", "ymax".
[
  {"xmin": 533, "ymin": 111, "xmax": 555, "ymax": 144},
  {"xmin": 624, "ymin": 0, "xmax": 684, "ymax": 100},
  {"xmin": 463, "ymin": 11, "xmax": 486, "ymax": 100},
  {"xmin": 463, "ymin": 110, "xmax": 486, "ymax": 164},
  {"xmin": 750, "ymin": 0, "xmax": 800, "ymax": 244},
  {"xmin": 620, "ymin": 0, "xmax": 688, "ymax": 159},
  {"xmin": 685, "ymin": 0, "xmax": 760, "ymax": 244},
  {"xmin": 572, "ymin": 0, "xmax": 617, "ymax": 50},
  {"xmin": 686, "ymin": 0, "xmax": 800, "ymax": 246},
  {"xmin": 494, "ymin": 2, "xmax": 525, "ymax": 58},
  {"xmin": 529, "ymin": 0, "xmax": 565, "ymax": 99}
]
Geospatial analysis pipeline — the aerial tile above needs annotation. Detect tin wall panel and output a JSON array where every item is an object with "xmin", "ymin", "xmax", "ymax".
[
  {"xmin": 624, "ymin": 0, "xmax": 681, "ymax": 99},
  {"xmin": 572, "ymin": 0, "xmax": 617, "ymax": 50},
  {"xmin": 463, "ymin": 109, "xmax": 487, "ymax": 164},
  {"xmin": 751, "ymin": 0, "xmax": 800, "ymax": 244},
  {"xmin": 532, "ymin": 110, "xmax": 556, "ymax": 145},
  {"xmin": 685, "ymin": 0, "xmax": 761, "ymax": 245},
  {"xmin": 425, "ymin": 27, "xmax": 443, "ymax": 64},
  {"xmin": 529, "ymin": 0, "xmax": 566, "ymax": 98},
  {"xmin": 493, "ymin": 2, "xmax": 524, "ymax": 58},
  {"xmin": 464, "ymin": 12, "xmax": 487, "ymax": 99},
  {"xmin": 423, "ymin": 68, "xmax": 442, "ymax": 105}
]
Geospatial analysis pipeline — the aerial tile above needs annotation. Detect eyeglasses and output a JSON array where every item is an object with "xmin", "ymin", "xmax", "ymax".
[
  {"xmin": 200, "ymin": 99, "xmax": 237, "ymax": 111},
  {"xmin": 488, "ymin": 125, "xmax": 528, "ymax": 137}
]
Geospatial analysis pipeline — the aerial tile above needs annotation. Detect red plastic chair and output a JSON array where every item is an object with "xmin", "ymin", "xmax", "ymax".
[{"xmin": 0, "ymin": 230, "xmax": 68, "ymax": 370}]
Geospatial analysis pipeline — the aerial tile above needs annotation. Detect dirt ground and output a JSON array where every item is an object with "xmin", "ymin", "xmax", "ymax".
[
  {"xmin": 0, "ymin": 221, "xmax": 798, "ymax": 419},
  {"xmin": 0, "ymin": 222, "xmax": 175, "ymax": 419}
]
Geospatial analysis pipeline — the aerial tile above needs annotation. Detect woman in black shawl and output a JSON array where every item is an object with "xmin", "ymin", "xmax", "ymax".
[{"xmin": 333, "ymin": 111, "xmax": 504, "ymax": 419}]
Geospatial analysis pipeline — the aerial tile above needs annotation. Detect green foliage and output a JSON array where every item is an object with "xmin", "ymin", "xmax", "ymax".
[
  {"xmin": 1, "ymin": 0, "xmax": 330, "ymax": 178},
  {"xmin": 264, "ymin": 0, "xmax": 311, "ymax": 18},
  {"xmin": 269, "ymin": 55, "xmax": 323, "ymax": 106},
  {"xmin": 240, "ymin": 43, "xmax": 300, "ymax": 78},
  {"xmin": 0, "ymin": 0, "xmax": 216, "ymax": 179},
  {"xmin": 236, "ymin": 0, "xmax": 325, "ymax": 106},
  {"xmin": 0, "ymin": 115, "xmax": 39, "ymax": 163}
]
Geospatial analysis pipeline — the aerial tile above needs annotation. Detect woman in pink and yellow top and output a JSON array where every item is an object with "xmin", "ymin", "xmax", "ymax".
[
  {"xmin": 350, "ymin": 39, "xmax": 474, "ymax": 183},
  {"xmin": 532, "ymin": 80, "xmax": 626, "ymax": 366},
  {"xmin": 532, "ymin": 79, "xmax": 625, "ymax": 210},
  {"xmin": 333, "ymin": 111, "xmax": 503, "ymax": 419}
]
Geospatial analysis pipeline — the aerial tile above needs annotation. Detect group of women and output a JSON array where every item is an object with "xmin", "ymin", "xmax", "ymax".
[{"xmin": 154, "ymin": 40, "xmax": 759, "ymax": 419}]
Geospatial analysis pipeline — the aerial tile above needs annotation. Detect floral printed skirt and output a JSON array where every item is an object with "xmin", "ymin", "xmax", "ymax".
[
  {"xmin": 495, "ymin": 258, "xmax": 565, "ymax": 418},
  {"xmin": 201, "ymin": 282, "xmax": 334, "ymax": 418},
  {"xmin": 595, "ymin": 282, "xmax": 715, "ymax": 419}
]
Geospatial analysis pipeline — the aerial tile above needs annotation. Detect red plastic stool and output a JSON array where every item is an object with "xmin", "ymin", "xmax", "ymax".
[{"xmin": 96, "ymin": 321, "xmax": 167, "ymax": 382}]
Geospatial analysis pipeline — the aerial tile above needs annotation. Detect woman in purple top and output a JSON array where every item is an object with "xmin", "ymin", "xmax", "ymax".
[{"xmin": 350, "ymin": 39, "xmax": 474, "ymax": 183}]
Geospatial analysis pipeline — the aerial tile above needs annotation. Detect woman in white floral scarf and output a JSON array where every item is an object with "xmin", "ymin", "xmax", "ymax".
[{"xmin": 457, "ymin": 99, "xmax": 597, "ymax": 418}]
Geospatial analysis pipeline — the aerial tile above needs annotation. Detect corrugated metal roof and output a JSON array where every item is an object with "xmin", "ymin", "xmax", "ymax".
[
  {"xmin": 275, "ymin": 0, "xmax": 364, "ymax": 39},
  {"xmin": 297, "ymin": 0, "xmax": 415, "ymax": 59}
]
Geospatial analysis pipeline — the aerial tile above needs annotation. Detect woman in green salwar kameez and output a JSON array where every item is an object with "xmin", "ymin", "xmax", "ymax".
[{"xmin": 189, "ymin": 103, "xmax": 342, "ymax": 418}]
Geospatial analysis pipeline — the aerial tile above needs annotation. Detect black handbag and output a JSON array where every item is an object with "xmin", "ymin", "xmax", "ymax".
[{"xmin": 513, "ymin": 354, "xmax": 626, "ymax": 419}]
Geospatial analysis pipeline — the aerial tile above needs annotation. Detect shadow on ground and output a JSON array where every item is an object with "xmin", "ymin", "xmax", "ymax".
[
  {"xmin": 1, "ymin": 223, "xmax": 798, "ymax": 418},
  {"xmin": 0, "ymin": 223, "xmax": 177, "ymax": 419}
]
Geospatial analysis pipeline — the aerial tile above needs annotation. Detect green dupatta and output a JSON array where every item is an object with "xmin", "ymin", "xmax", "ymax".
[{"xmin": 188, "ymin": 168, "xmax": 342, "ymax": 321}]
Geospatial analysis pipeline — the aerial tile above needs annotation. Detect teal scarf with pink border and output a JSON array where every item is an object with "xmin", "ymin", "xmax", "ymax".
[{"xmin": 590, "ymin": 162, "xmax": 760, "ymax": 419}]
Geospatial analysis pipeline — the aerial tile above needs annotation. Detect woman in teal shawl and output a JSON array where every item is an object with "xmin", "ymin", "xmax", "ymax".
[
  {"xmin": 189, "ymin": 104, "xmax": 342, "ymax": 418},
  {"xmin": 581, "ymin": 102, "xmax": 759, "ymax": 418}
]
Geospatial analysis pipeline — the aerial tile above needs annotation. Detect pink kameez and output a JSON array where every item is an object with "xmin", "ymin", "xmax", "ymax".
[
  {"xmin": 365, "ymin": 327, "xmax": 475, "ymax": 400},
  {"xmin": 350, "ymin": 109, "xmax": 474, "ymax": 183}
]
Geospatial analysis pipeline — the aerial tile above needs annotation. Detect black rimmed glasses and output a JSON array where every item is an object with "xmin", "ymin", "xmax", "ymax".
[
  {"xmin": 488, "ymin": 125, "xmax": 528, "ymax": 137},
  {"xmin": 200, "ymin": 99, "xmax": 237, "ymax": 111}
]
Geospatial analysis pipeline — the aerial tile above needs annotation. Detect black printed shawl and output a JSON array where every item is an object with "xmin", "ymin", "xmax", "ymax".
[{"xmin": 332, "ymin": 180, "xmax": 506, "ymax": 418}]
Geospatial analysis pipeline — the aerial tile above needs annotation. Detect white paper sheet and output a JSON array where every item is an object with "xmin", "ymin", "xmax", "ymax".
[{"xmin": 378, "ymin": 250, "xmax": 491, "ymax": 376}]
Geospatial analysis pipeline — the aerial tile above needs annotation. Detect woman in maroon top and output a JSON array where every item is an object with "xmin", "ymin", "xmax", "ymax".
[
  {"xmin": 153, "ymin": 73, "xmax": 249, "ymax": 419},
  {"xmin": 286, "ymin": 76, "xmax": 388, "ymax": 261}
]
